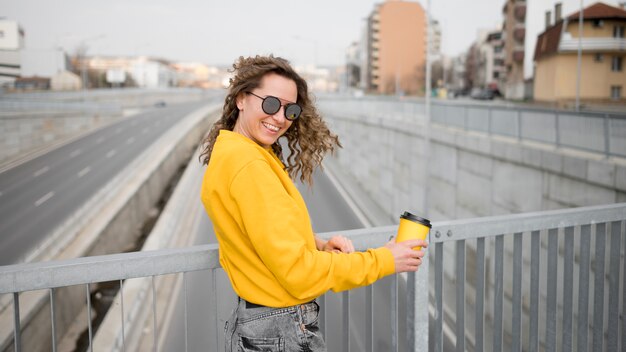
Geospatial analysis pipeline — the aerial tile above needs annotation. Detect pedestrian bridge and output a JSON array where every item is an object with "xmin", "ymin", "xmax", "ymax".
[{"xmin": 1, "ymin": 202, "xmax": 624, "ymax": 351}]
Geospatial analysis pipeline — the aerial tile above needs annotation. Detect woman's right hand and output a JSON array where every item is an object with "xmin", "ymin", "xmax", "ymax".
[{"xmin": 384, "ymin": 239, "xmax": 428, "ymax": 273}]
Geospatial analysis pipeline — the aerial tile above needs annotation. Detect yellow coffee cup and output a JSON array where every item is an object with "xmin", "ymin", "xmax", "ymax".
[{"xmin": 395, "ymin": 211, "xmax": 431, "ymax": 250}]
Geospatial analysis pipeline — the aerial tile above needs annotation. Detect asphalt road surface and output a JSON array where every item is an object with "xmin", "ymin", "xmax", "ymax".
[{"xmin": 0, "ymin": 99, "xmax": 219, "ymax": 265}]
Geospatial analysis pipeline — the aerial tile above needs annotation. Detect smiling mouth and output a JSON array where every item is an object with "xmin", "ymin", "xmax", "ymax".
[{"xmin": 262, "ymin": 121, "xmax": 280, "ymax": 132}]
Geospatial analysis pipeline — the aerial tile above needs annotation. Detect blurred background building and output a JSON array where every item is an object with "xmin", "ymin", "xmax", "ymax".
[
  {"xmin": 534, "ymin": 2, "xmax": 626, "ymax": 105},
  {"xmin": 502, "ymin": 0, "xmax": 527, "ymax": 100},
  {"xmin": 0, "ymin": 18, "xmax": 24, "ymax": 87},
  {"xmin": 362, "ymin": 0, "xmax": 427, "ymax": 95}
]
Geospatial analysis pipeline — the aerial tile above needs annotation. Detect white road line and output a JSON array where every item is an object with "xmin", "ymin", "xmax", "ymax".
[
  {"xmin": 35, "ymin": 192, "xmax": 54, "ymax": 207},
  {"xmin": 78, "ymin": 166, "xmax": 91, "ymax": 178},
  {"xmin": 126, "ymin": 137, "xmax": 135, "ymax": 144},
  {"xmin": 96, "ymin": 137, "xmax": 105, "ymax": 144},
  {"xmin": 33, "ymin": 166, "xmax": 50, "ymax": 177},
  {"xmin": 106, "ymin": 150, "xmax": 116, "ymax": 158},
  {"xmin": 70, "ymin": 149, "xmax": 82, "ymax": 158}
]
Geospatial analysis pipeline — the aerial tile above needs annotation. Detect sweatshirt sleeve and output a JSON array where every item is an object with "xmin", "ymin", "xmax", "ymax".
[{"xmin": 229, "ymin": 159, "xmax": 395, "ymax": 299}]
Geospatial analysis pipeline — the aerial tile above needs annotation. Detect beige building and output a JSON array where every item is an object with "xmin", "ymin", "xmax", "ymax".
[
  {"xmin": 502, "ymin": 0, "xmax": 527, "ymax": 99},
  {"xmin": 364, "ymin": 0, "xmax": 426, "ymax": 95},
  {"xmin": 534, "ymin": 2, "xmax": 626, "ymax": 104}
]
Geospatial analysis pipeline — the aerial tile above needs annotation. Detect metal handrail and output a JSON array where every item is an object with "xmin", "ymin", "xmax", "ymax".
[{"xmin": 1, "ymin": 202, "xmax": 624, "ymax": 351}]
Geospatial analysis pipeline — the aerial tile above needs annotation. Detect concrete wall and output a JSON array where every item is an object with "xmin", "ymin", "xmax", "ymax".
[
  {"xmin": 319, "ymin": 98, "xmax": 626, "ymax": 224},
  {"xmin": 0, "ymin": 110, "xmax": 122, "ymax": 165}
]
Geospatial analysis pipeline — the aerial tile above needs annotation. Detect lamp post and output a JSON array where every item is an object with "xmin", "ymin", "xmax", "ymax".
[
  {"xmin": 77, "ymin": 34, "xmax": 105, "ymax": 97},
  {"xmin": 575, "ymin": 0, "xmax": 583, "ymax": 112}
]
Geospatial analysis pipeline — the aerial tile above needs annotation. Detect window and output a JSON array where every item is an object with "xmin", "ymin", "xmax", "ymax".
[
  {"xmin": 614, "ymin": 25, "xmax": 625, "ymax": 38},
  {"xmin": 593, "ymin": 19, "xmax": 604, "ymax": 28},
  {"xmin": 611, "ymin": 86, "xmax": 622, "ymax": 100},
  {"xmin": 595, "ymin": 53, "xmax": 603, "ymax": 62},
  {"xmin": 612, "ymin": 56, "xmax": 623, "ymax": 71}
]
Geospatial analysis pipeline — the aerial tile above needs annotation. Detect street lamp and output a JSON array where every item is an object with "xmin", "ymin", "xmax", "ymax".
[{"xmin": 77, "ymin": 34, "xmax": 105, "ymax": 94}]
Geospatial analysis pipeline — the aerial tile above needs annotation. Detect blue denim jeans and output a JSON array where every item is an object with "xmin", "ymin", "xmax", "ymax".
[{"xmin": 224, "ymin": 298, "xmax": 327, "ymax": 352}]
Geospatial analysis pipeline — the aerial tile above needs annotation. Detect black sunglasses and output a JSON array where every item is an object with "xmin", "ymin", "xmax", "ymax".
[{"xmin": 247, "ymin": 92, "xmax": 302, "ymax": 121}]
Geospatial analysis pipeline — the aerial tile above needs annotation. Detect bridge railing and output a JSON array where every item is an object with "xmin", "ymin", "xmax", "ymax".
[
  {"xmin": 319, "ymin": 95, "xmax": 626, "ymax": 158},
  {"xmin": 1, "ymin": 202, "xmax": 624, "ymax": 351}
]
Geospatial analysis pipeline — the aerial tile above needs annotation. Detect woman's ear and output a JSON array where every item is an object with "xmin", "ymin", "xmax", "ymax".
[{"xmin": 236, "ymin": 92, "xmax": 245, "ymax": 111}]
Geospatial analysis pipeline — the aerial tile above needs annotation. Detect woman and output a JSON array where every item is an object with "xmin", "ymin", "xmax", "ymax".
[{"xmin": 200, "ymin": 55, "xmax": 427, "ymax": 351}]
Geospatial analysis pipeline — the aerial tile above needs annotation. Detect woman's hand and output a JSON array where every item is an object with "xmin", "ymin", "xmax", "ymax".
[
  {"xmin": 320, "ymin": 235, "xmax": 355, "ymax": 253},
  {"xmin": 385, "ymin": 239, "xmax": 428, "ymax": 273}
]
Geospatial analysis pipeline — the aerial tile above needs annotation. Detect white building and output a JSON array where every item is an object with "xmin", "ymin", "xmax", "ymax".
[
  {"xmin": 0, "ymin": 19, "xmax": 24, "ymax": 86},
  {"xmin": 20, "ymin": 48, "xmax": 69, "ymax": 77},
  {"xmin": 131, "ymin": 58, "xmax": 176, "ymax": 88}
]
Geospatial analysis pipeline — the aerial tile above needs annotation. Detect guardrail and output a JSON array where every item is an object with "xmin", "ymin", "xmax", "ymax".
[
  {"xmin": 319, "ymin": 95, "xmax": 626, "ymax": 158},
  {"xmin": 1, "ymin": 202, "xmax": 624, "ymax": 351}
]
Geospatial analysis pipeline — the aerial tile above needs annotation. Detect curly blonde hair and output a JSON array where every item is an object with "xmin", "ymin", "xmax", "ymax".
[{"xmin": 199, "ymin": 55, "xmax": 341, "ymax": 186}]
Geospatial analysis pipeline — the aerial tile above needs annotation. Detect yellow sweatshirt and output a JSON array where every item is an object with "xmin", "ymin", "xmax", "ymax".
[{"xmin": 200, "ymin": 130, "xmax": 395, "ymax": 307}]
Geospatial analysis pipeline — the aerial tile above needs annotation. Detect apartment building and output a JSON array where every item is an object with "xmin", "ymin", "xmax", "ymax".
[
  {"xmin": 0, "ymin": 19, "xmax": 24, "ymax": 87},
  {"xmin": 502, "ymin": 0, "xmax": 527, "ymax": 99},
  {"xmin": 363, "ymin": 0, "xmax": 426, "ymax": 95},
  {"xmin": 534, "ymin": 2, "xmax": 626, "ymax": 103}
]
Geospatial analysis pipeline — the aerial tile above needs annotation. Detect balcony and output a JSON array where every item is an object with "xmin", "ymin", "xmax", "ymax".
[
  {"xmin": 514, "ymin": 28, "xmax": 525, "ymax": 42},
  {"xmin": 1, "ymin": 203, "xmax": 624, "ymax": 351},
  {"xmin": 559, "ymin": 37, "xmax": 626, "ymax": 52},
  {"xmin": 514, "ymin": 4, "xmax": 526, "ymax": 21}
]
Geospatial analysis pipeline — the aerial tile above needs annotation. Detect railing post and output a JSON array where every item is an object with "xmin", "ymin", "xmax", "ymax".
[
  {"xmin": 530, "ymin": 230, "xmax": 540, "ymax": 352},
  {"xmin": 546, "ymin": 229, "xmax": 558, "ymax": 351},
  {"xmin": 604, "ymin": 113, "xmax": 610, "ymax": 158},
  {"xmin": 434, "ymin": 240, "xmax": 443, "ymax": 352},
  {"xmin": 607, "ymin": 222, "xmax": 621, "ymax": 351},
  {"xmin": 455, "ymin": 240, "xmax": 465, "ymax": 352},
  {"xmin": 555, "ymin": 111, "xmax": 561, "ymax": 148},
  {"xmin": 517, "ymin": 109, "xmax": 522, "ymax": 142},
  {"xmin": 13, "ymin": 292, "xmax": 21, "ymax": 352}
]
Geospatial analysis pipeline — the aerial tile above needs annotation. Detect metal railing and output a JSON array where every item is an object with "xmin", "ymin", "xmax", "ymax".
[
  {"xmin": 318, "ymin": 95, "xmax": 626, "ymax": 158},
  {"xmin": 1, "ymin": 203, "xmax": 624, "ymax": 351}
]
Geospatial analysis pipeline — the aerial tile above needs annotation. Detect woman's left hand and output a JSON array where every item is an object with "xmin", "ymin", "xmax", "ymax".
[{"xmin": 323, "ymin": 235, "xmax": 355, "ymax": 253}]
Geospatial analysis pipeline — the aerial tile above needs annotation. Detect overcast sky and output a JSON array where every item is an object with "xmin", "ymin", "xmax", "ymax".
[{"xmin": 1, "ymin": 0, "xmax": 621, "ymax": 77}]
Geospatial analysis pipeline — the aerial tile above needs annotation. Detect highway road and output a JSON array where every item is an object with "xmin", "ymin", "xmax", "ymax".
[{"xmin": 0, "ymin": 99, "xmax": 220, "ymax": 265}]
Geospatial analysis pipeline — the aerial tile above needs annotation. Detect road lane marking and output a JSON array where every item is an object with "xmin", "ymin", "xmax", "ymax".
[
  {"xmin": 35, "ymin": 192, "xmax": 54, "ymax": 207},
  {"xmin": 106, "ymin": 150, "xmax": 116, "ymax": 158},
  {"xmin": 96, "ymin": 137, "xmax": 105, "ymax": 144},
  {"xmin": 33, "ymin": 166, "xmax": 50, "ymax": 177},
  {"xmin": 126, "ymin": 137, "xmax": 135, "ymax": 144},
  {"xmin": 70, "ymin": 149, "xmax": 82, "ymax": 158},
  {"xmin": 78, "ymin": 166, "xmax": 91, "ymax": 178}
]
